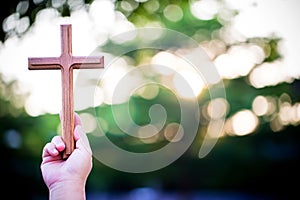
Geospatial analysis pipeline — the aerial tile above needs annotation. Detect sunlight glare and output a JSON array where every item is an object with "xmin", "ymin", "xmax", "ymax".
[
  {"xmin": 0, "ymin": 0, "xmax": 121, "ymax": 116},
  {"xmin": 100, "ymin": 58, "xmax": 142, "ymax": 105},
  {"xmin": 252, "ymin": 95, "xmax": 268, "ymax": 116},
  {"xmin": 135, "ymin": 84, "xmax": 160, "ymax": 100},
  {"xmin": 151, "ymin": 51, "xmax": 178, "ymax": 75},
  {"xmin": 207, "ymin": 98, "xmax": 229, "ymax": 119},
  {"xmin": 231, "ymin": 110, "xmax": 258, "ymax": 136},
  {"xmin": 79, "ymin": 112, "xmax": 97, "ymax": 133},
  {"xmin": 190, "ymin": 0, "xmax": 219, "ymax": 20},
  {"xmin": 89, "ymin": 0, "xmax": 115, "ymax": 35},
  {"xmin": 249, "ymin": 61, "xmax": 293, "ymax": 88},
  {"xmin": 173, "ymin": 69, "xmax": 204, "ymax": 98},
  {"xmin": 214, "ymin": 44, "xmax": 264, "ymax": 79}
]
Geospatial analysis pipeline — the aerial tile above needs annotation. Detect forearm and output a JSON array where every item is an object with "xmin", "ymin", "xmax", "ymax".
[{"xmin": 49, "ymin": 180, "xmax": 86, "ymax": 200}]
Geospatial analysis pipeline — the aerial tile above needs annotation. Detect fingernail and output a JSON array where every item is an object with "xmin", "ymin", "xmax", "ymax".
[{"xmin": 52, "ymin": 149, "xmax": 58, "ymax": 155}]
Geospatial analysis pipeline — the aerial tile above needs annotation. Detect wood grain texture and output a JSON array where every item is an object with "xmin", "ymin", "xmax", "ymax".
[{"xmin": 28, "ymin": 24, "xmax": 104, "ymax": 159}]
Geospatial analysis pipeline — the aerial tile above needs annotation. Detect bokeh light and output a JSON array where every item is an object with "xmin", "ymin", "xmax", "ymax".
[
  {"xmin": 214, "ymin": 44, "xmax": 265, "ymax": 79},
  {"xmin": 190, "ymin": 0, "xmax": 219, "ymax": 20},
  {"xmin": 0, "ymin": 0, "xmax": 300, "ymax": 198},
  {"xmin": 164, "ymin": 122, "xmax": 184, "ymax": 142},
  {"xmin": 226, "ymin": 109, "xmax": 259, "ymax": 136},
  {"xmin": 163, "ymin": 4, "xmax": 183, "ymax": 22},
  {"xmin": 249, "ymin": 61, "xmax": 293, "ymax": 88}
]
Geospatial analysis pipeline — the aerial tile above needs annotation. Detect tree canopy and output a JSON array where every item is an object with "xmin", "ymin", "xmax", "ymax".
[{"xmin": 1, "ymin": 0, "xmax": 299, "ymax": 199}]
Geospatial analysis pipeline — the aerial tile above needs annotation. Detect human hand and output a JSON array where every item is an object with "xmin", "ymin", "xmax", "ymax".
[{"xmin": 40, "ymin": 113, "xmax": 92, "ymax": 199}]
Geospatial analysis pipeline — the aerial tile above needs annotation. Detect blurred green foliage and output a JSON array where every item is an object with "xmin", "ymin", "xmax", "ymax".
[{"xmin": 1, "ymin": 0, "xmax": 299, "ymax": 199}]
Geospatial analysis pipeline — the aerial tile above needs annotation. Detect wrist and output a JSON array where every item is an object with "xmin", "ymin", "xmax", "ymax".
[{"xmin": 49, "ymin": 180, "xmax": 86, "ymax": 200}]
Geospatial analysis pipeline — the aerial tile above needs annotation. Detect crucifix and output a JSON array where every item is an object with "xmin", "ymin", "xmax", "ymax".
[{"xmin": 28, "ymin": 24, "xmax": 104, "ymax": 159}]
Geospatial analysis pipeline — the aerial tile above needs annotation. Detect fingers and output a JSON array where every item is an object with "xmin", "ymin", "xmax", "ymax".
[
  {"xmin": 59, "ymin": 111, "xmax": 82, "ymax": 127},
  {"xmin": 42, "ymin": 135, "xmax": 65, "ymax": 158},
  {"xmin": 59, "ymin": 111, "xmax": 83, "ymax": 141},
  {"xmin": 74, "ymin": 113, "xmax": 84, "ymax": 142},
  {"xmin": 74, "ymin": 112, "xmax": 82, "ymax": 126},
  {"xmin": 51, "ymin": 136, "xmax": 65, "ymax": 151},
  {"xmin": 74, "ymin": 125, "xmax": 92, "ymax": 154},
  {"xmin": 56, "ymin": 111, "xmax": 91, "ymax": 154}
]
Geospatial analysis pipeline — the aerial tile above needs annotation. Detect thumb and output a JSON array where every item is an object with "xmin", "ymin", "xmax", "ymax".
[{"xmin": 74, "ymin": 125, "xmax": 92, "ymax": 154}]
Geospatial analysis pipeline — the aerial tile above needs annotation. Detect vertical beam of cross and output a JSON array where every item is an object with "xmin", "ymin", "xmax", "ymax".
[{"xmin": 28, "ymin": 24, "xmax": 104, "ymax": 159}]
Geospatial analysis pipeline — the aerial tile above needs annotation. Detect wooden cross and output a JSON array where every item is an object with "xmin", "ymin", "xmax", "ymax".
[{"xmin": 28, "ymin": 24, "xmax": 104, "ymax": 159}]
